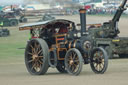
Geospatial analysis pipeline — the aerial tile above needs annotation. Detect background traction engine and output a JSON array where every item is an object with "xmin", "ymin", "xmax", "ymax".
[
  {"xmin": 20, "ymin": 9, "xmax": 108, "ymax": 75},
  {"xmin": 86, "ymin": 0, "xmax": 128, "ymax": 59}
]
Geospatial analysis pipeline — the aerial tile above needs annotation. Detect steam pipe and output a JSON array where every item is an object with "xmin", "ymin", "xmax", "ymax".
[{"xmin": 79, "ymin": 9, "xmax": 86, "ymax": 36}]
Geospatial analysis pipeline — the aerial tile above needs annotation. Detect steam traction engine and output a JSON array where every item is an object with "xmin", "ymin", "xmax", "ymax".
[
  {"xmin": 86, "ymin": 0, "xmax": 128, "ymax": 59},
  {"xmin": 19, "ymin": 9, "xmax": 108, "ymax": 75}
]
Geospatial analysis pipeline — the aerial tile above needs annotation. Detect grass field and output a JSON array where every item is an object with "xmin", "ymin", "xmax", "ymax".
[{"xmin": 0, "ymin": 26, "xmax": 29, "ymax": 63}]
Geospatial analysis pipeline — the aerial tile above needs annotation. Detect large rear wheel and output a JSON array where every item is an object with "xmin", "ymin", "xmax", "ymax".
[
  {"xmin": 90, "ymin": 47, "xmax": 108, "ymax": 74},
  {"xmin": 65, "ymin": 48, "xmax": 83, "ymax": 76},
  {"xmin": 25, "ymin": 38, "xmax": 49, "ymax": 75}
]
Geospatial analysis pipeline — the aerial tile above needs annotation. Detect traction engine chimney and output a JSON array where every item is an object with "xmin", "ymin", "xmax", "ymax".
[{"xmin": 79, "ymin": 9, "xmax": 86, "ymax": 36}]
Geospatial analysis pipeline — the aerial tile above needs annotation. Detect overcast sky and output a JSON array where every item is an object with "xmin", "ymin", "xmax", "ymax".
[
  {"xmin": 0, "ymin": 0, "xmax": 24, "ymax": 5},
  {"xmin": 0, "ymin": 0, "xmax": 54, "ymax": 5}
]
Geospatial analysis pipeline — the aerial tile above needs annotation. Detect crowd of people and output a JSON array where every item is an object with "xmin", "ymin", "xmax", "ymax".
[
  {"xmin": 87, "ymin": 7, "xmax": 117, "ymax": 15},
  {"xmin": 63, "ymin": 7, "xmax": 118, "ymax": 15}
]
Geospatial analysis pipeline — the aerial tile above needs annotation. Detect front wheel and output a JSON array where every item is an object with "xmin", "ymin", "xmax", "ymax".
[
  {"xmin": 25, "ymin": 38, "xmax": 49, "ymax": 75},
  {"xmin": 90, "ymin": 47, "xmax": 108, "ymax": 74},
  {"xmin": 65, "ymin": 48, "xmax": 83, "ymax": 76}
]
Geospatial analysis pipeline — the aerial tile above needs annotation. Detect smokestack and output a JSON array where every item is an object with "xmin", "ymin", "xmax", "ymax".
[{"xmin": 79, "ymin": 9, "xmax": 86, "ymax": 36}]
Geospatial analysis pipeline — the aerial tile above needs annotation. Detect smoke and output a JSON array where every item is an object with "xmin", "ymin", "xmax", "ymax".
[{"xmin": 0, "ymin": 0, "xmax": 24, "ymax": 5}]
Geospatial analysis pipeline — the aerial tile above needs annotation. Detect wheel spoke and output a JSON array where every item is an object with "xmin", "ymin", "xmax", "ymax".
[
  {"xmin": 27, "ymin": 51, "xmax": 33, "ymax": 55},
  {"xmin": 99, "ymin": 64, "xmax": 102, "ymax": 71},
  {"xmin": 73, "ymin": 63, "xmax": 78, "ymax": 71},
  {"xmin": 70, "ymin": 56, "xmax": 73, "ymax": 60},
  {"xmin": 33, "ymin": 48, "xmax": 37, "ymax": 54},
  {"xmin": 67, "ymin": 58, "xmax": 72, "ymax": 61},
  {"xmin": 38, "ymin": 60, "xmax": 43, "ymax": 64},
  {"xmin": 36, "ymin": 62, "xmax": 40, "ymax": 68},
  {"xmin": 34, "ymin": 42, "xmax": 37, "ymax": 48},
  {"xmin": 74, "ymin": 60, "xmax": 79, "ymax": 63},
  {"xmin": 68, "ymin": 63, "xmax": 72, "ymax": 68},
  {"xmin": 34, "ymin": 42, "xmax": 37, "ymax": 53},
  {"xmin": 30, "ymin": 45, "xmax": 35, "ymax": 54},
  {"xmin": 93, "ymin": 55, "xmax": 97, "ymax": 59},
  {"xmin": 30, "ymin": 43, "xmax": 36, "ymax": 54},
  {"xmin": 28, "ymin": 59, "xmax": 34, "ymax": 63},
  {"xmin": 38, "ymin": 56, "xmax": 43, "ymax": 58},
  {"xmin": 98, "ymin": 65, "xmax": 100, "ymax": 71},
  {"xmin": 95, "ymin": 63, "xmax": 98, "ymax": 68},
  {"xmin": 72, "ymin": 52, "xmax": 75, "ymax": 58},
  {"xmin": 38, "ymin": 49, "xmax": 42, "ymax": 55},
  {"xmin": 36, "ymin": 45, "xmax": 40, "ymax": 53},
  {"xmin": 71, "ymin": 59, "xmax": 79, "ymax": 73},
  {"xmin": 70, "ymin": 53, "xmax": 73, "ymax": 60},
  {"xmin": 93, "ymin": 62, "xmax": 97, "ymax": 67},
  {"xmin": 100, "ymin": 51, "xmax": 103, "ymax": 57},
  {"xmin": 102, "ymin": 59, "xmax": 105, "ymax": 62},
  {"xmin": 101, "ymin": 62, "xmax": 104, "ymax": 66},
  {"xmin": 74, "ymin": 64, "xmax": 78, "ymax": 72},
  {"xmin": 30, "ymin": 45, "xmax": 34, "ymax": 49},
  {"xmin": 95, "ymin": 63, "xmax": 99, "ymax": 71},
  {"xmin": 95, "ymin": 51, "xmax": 99, "ymax": 57},
  {"xmin": 33, "ymin": 61, "xmax": 39, "ymax": 71},
  {"xmin": 70, "ymin": 65, "xmax": 73, "ymax": 72},
  {"xmin": 74, "ymin": 60, "xmax": 79, "ymax": 65},
  {"xmin": 100, "ymin": 63, "xmax": 104, "ymax": 69},
  {"xmin": 34, "ymin": 62, "xmax": 40, "ymax": 71},
  {"xmin": 71, "ymin": 65, "xmax": 75, "ymax": 72},
  {"xmin": 31, "ymin": 62, "xmax": 36, "ymax": 70},
  {"xmin": 73, "ymin": 53, "xmax": 77, "ymax": 60},
  {"xmin": 33, "ymin": 60, "xmax": 42, "ymax": 72},
  {"xmin": 34, "ymin": 42, "xmax": 40, "ymax": 53}
]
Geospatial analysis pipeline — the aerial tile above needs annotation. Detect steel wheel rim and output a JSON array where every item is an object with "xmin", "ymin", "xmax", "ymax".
[
  {"xmin": 66, "ymin": 51, "xmax": 80, "ymax": 74},
  {"xmin": 92, "ymin": 51, "xmax": 105, "ymax": 72},
  {"xmin": 26, "ymin": 40, "xmax": 44, "ymax": 73}
]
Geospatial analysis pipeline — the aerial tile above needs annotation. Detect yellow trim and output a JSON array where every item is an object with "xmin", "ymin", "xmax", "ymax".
[{"xmin": 112, "ymin": 39, "xmax": 120, "ymax": 42}]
